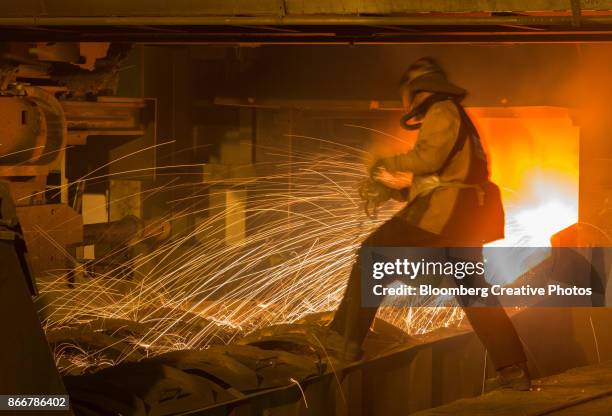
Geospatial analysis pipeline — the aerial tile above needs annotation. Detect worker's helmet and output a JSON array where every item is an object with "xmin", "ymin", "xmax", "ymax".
[{"xmin": 400, "ymin": 57, "xmax": 466, "ymax": 99}]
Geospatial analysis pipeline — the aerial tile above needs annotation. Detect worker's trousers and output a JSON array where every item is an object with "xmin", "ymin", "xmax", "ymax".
[{"xmin": 329, "ymin": 216, "xmax": 527, "ymax": 370}]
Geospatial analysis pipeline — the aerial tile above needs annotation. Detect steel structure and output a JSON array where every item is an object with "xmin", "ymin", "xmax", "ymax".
[{"xmin": 1, "ymin": 1, "xmax": 612, "ymax": 43}]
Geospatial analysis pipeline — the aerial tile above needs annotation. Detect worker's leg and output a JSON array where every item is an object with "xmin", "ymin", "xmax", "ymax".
[
  {"xmin": 329, "ymin": 217, "xmax": 437, "ymax": 347},
  {"xmin": 440, "ymin": 190, "xmax": 529, "ymax": 372},
  {"xmin": 462, "ymin": 307, "xmax": 527, "ymax": 370},
  {"xmin": 453, "ymin": 256, "xmax": 527, "ymax": 370}
]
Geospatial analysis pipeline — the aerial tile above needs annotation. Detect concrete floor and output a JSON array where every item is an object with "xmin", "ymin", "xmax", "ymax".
[{"xmin": 413, "ymin": 361, "xmax": 612, "ymax": 416}]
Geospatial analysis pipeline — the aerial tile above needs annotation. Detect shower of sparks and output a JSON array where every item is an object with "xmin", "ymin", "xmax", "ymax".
[{"xmin": 34, "ymin": 137, "xmax": 576, "ymax": 375}]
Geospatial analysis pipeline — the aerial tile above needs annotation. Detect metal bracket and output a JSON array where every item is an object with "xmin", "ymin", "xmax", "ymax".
[{"xmin": 0, "ymin": 230, "xmax": 16, "ymax": 241}]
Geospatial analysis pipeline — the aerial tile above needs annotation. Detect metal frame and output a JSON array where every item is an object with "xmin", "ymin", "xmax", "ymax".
[{"xmin": 4, "ymin": 3, "xmax": 612, "ymax": 43}]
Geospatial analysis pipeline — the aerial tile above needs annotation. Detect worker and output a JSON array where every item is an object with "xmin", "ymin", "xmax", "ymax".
[{"xmin": 328, "ymin": 57, "xmax": 531, "ymax": 391}]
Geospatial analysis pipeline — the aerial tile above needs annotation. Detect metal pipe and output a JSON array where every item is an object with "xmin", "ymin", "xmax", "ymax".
[
  {"xmin": 2, "ymin": 15, "xmax": 612, "ymax": 27},
  {"xmin": 83, "ymin": 216, "xmax": 142, "ymax": 245}
]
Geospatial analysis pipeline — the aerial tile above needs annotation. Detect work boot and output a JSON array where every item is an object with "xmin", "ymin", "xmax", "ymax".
[{"xmin": 484, "ymin": 364, "xmax": 531, "ymax": 392}]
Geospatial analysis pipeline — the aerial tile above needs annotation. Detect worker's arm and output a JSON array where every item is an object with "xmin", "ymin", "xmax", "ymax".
[{"xmin": 381, "ymin": 101, "xmax": 461, "ymax": 175}]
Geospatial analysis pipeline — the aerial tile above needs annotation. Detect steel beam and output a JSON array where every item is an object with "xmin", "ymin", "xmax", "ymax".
[
  {"xmin": 0, "ymin": 15, "xmax": 608, "ymax": 26},
  {"xmin": 1, "ymin": 0, "xmax": 612, "ymax": 17}
]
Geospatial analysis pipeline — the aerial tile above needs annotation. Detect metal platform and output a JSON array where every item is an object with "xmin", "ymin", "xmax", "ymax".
[
  {"xmin": 61, "ymin": 307, "xmax": 612, "ymax": 415},
  {"xmin": 413, "ymin": 360, "xmax": 612, "ymax": 416}
]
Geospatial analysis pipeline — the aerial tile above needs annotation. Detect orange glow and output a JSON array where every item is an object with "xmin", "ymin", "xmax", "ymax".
[
  {"xmin": 356, "ymin": 108, "xmax": 579, "ymax": 288},
  {"xmin": 368, "ymin": 107, "xmax": 579, "ymax": 247},
  {"xmin": 472, "ymin": 107, "xmax": 579, "ymax": 247},
  {"xmin": 365, "ymin": 104, "xmax": 580, "ymax": 285}
]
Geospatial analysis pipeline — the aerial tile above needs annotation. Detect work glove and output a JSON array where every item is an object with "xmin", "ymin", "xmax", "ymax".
[
  {"xmin": 368, "ymin": 158, "xmax": 386, "ymax": 179},
  {"xmin": 358, "ymin": 177, "xmax": 391, "ymax": 219}
]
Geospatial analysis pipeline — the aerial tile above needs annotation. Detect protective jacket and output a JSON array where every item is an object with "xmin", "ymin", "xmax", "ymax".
[{"xmin": 381, "ymin": 99, "xmax": 504, "ymax": 243}]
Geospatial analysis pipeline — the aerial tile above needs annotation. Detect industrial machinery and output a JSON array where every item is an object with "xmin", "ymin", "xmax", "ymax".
[
  {"xmin": 0, "ymin": 42, "xmax": 159, "ymax": 276},
  {"xmin": 0, "ymin": 43, "xmax": 165, "ymax": 401}
]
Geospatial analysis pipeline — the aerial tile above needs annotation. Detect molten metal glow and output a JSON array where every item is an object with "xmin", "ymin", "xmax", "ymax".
[
  {"xmin": 491, "ymin": 171, "xmax": 578, "ymax": 248},
  {"xmin": 512, "ymin": 200, "xmax": 577, "ymax": 246}
]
